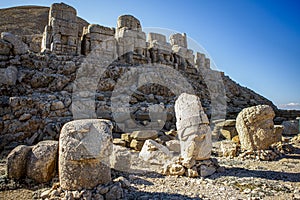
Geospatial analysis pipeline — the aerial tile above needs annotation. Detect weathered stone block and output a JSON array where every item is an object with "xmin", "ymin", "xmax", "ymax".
[
  {"xmin": 282, "ymin": 120, "xmax": 299, "ymax": 135},
  {"xmin": 139, "ymin": 139, "xmax": 171, "ymax": 165},
  {"xmin": 59, "ymin": 119, "xmax": 113, "ymax": 190},
  {"xmin": 113, "ymin": 138, "xmax": 126, "ymax": 147},
  {"xmin": 0, "ymin": 39, "xmax": 12, "ymax": 55},
  {"xmin": 129, "ymin": 139, "xmax": 144, "ymax": 151},
  {"xmin": 0, "ymin": 66, "xmax": 18, "ymax": 86},
  {"xmin": 1, "ymin": 32, "xmax": 28, "ymax": 55},
  {"xmin": 148, "ymin": 33, "xmax": 166, "ymax": 43},
  {"xmin": 165, "ymin": 140, "xmax": 180, "ymax": 153},
  {"xmin": 117, "ymin": 15, "xmax": 141, "ymax": 31},
  {"xmin": 88, "ymin": 24, "xmax": 115, "ymax": 35},
  {"xmin": 26, "ymin": 140, "xmax": 58, "ymax": 183},
  {"xmin": 131, "ymin": 130, "xmax": 158, "ymax": 140},
  {"xmin": 169, "ymin": 33, "xmax": 187, "ymax": 48},
  {"xmin": 7, "ymin": 145, "xmax": 31, "ymax": 179},
  {"xmin": 110, "ymin": 145, "xmax": 131, "ymax": 172}
]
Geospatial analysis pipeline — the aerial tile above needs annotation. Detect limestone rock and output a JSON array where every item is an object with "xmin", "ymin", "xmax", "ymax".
[
  {"xmin": 7, "ymin": 145, "xmax": 32, "ymax": 179},
  {"xmin": 19, "ymin": 113, "xmax": 32, "ymax": 121},
  {"xmin": 0, "ymin": 39, "xmax": 12, "ymax": 55},
  {"xmin": 220, "ymin": 128, "xmax": 237, "ymax": 140},
  {"xmin": 236, "ymin": 105, "xmax": 280, "ymax": 151},
  {"xmin": 113, "ymin": 138, "xmax": 127, "ymax": 147},
  {"xmin": 165, "ymin": 129, "xmax": 177, "ymax": 137},
  {"xmin": 131, "ymin": 130, "xmax": 158, "ymax": 140},
  {"xmin": 139, "ymin": 139, "xmax": 171, "ymax": 165},
  {"xmin": 59, "ymin": 119, "xmax": 113, "ymax": 190},
  {"xmin": 274, "ymin": 125, "xmax": 284, "ymax": 141},
  {"xmin": 0, "ymin": 66, "xmax": 18, "ymax": 86},
  {"xmin": 200, "ymin": 165, "xmax": 216, "ymax": 177},
  {"xmin": 117, "ymin": 15, "xmax": 141, "ymax": 31},
  {"xmin": 26, "ymin": 140, "xmax": 58, "ymax": 183},
  {"xmin": 220, "ymin": 140, "xmax": 238, "ymax": 157},
  {"xmin": 121, "ymin": 133, "xmax": 132, "ymax": 143},
  {"xmin": 50, "ymin": 100, "xmax": 65, "ymax": 111},
  {"xmin": 105, "ymin": 182, "xmax": 123, "ymax": 200},
  {"xmin": 170, "ymin": 33, "xmax": 187, "ymax": 48},
  {"xmin": 186, "ymin": 168, "xmax": 199, "ymax": 178},
  {"xmin": 282, "ymin": 120, "xmax": 299, "ymax": 135},
  {"xmin": 129, "ymin": 139, "xmax": 144, "ymax": 151},
  {"xmin": 1, "ymin": 32, "xmax": 28, "ymax": 55},
  {"xmin": 165, "ymin": 140, "xmax": 180, "ymax": 153},
  {"xmin": 110, "ymin": 145, "xmax": 131, "ymax": 172},
  {"xmin": 162, "ymin": 157, "xmax": 220, "ymax": 178},
  {"xmin": 175, "ymin": 93, "xmax": 212, "ymax": 162},
  {"xmin": 169, "ymin": 163, "xmax": 185, "ymax": 176},
  {"xmin": 213, "ymin": 119, "xmax": 238, "ymax": 140}
]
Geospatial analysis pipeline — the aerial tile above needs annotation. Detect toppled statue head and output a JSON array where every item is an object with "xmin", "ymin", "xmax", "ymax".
[{"xmin": 236, "ymin": 105, "xmax": 281, "ymax": 151}]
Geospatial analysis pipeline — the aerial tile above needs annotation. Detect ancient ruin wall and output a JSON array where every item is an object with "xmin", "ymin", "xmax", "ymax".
[
  {"xmin": 0, "ymin": 3, "xmax": 284, "ymax": 150},
  {"xmin": 0, "ymin": 5, "xmax": 88, "ymax": 53}
]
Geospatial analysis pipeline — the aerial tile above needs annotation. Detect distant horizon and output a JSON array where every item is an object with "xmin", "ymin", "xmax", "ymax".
[{"xmin": 1, "ymin": 0, "xmax": 299, "ymax": 110}]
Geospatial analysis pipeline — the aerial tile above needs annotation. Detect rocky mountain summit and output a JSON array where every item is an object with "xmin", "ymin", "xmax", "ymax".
[{"xmin": 0, "ymin": 2, "xmax": 300, "ymax": 200}]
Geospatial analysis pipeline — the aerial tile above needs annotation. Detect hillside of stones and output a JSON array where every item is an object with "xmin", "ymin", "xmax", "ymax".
[{"xmin": 0, "ymin": 3, "xmax": 299, "ymax": 150}]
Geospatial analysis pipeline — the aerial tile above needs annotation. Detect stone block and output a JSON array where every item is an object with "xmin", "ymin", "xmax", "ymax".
[
  {"xmin": 148, "ymin": 32, "xmax": 166, "ymax": 43},
  {"xmin": 1, "ymin": 32, "xmax": 28, "ymax": 55},
  {"xmin": 26, "ymin": 140, "xmax": 58, "ymax": 183},
  {"xmin": 129, "ymin": 139, "xmax": 144, "ymax": 151},
  {"xmin": 169, "ymin": 33, "xmax": 187, "ymax": 48},
  {"xmin": 165, "ymin": 140, "xmax": 180, "ymax": 153},
  {"xmin": 110, "ymin": 145, "xmax": 131, "ymax": 172},
  {"xmin": 282, "ymin": 120, "xmax": 299, "ymax": 135},
  {"xmin": 113, "ymin": 138, "xmax": 126, "ymax": 147},
  {"xmin": 131, "ymin": 130, "xmax": 158, "ymax": 140},
  {"xmin": 139, "ymin": 139, "xmax": 171, "ymax": 165},
  {"xmin": 59, "ymin": 119, "xmax": 113, "ymax": 190},
  {"xmin": 0, "ymin": 39, "xmax": 12, "ymax": 55},
  {"xmin": 7, "ymin": 145, "xmax": 32, "ymax": 179},
  {"xmin": 0, "ymin": 66, "xmax": 18, "ymax": 86},
  {"xmin": 117, "ymin": 15, "xmax": 141, "ymax": 31}
]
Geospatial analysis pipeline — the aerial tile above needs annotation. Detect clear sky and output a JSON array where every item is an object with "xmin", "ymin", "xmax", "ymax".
[{"xmin": 1, "ymin": 0, "xmax": 299, "ymax": 110}]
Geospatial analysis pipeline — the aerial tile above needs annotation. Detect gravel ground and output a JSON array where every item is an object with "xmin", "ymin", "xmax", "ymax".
[{"xmin": 0, "ymin": 135, "xmax": 300, "ymax": 200}]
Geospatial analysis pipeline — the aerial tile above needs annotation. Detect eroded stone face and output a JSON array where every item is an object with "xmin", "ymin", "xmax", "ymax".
[
  {"xmin": 117, "ymin": 15, "xmax": 141, "ymax": 31},
  {"xmin": 169, "ymin": 33, "xmax": 187, "ymax": 48},
  {"xmin": 175, "ymin": 93, "xmax": 212, "ymax": 164},
  {"xmin": 236, "ymin": 105, "xmax": 281, "ymax": 151},
  {"xmin": 59, "ymin": 119, "xmax": 113, "ymax": 190}
]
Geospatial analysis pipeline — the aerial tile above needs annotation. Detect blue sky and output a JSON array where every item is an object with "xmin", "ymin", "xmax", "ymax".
[{"xmin": 1, "ymin": 0, "xmax": 299, "ymax": 110}]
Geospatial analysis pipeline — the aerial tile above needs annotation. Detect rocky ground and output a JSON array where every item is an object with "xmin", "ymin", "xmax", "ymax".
[{"xmin": 0, "ymin": 135, "xmax": 300, "ymax": 200}]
